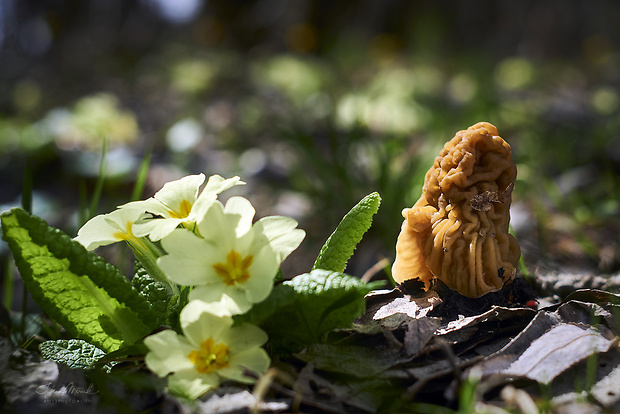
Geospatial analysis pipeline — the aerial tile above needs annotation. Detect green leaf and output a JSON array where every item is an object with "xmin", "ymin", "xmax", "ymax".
[
  {"xmin": 1, "ymin": 208, "xmax": 157, "ymax": 352},
  {"xmin": 132, "ymin": 263, "xmax": 169, "ymax": 327},
  {"xmin": 234, "ymin": 283, "xmax": 297, "ymax": 328},
  {"xmin": 238, "ymin": 269, "xmax": 382, "ymax": 345},
  {"xmin": 312, "ymin": 192, "xmax": 381, "ymax": 273},
  {"xmin": 164, "ymin": 290, "xmax": 186, "ymax": 333},
  {"xmin": 39, "ymin": 339, "xmax": 106, "ymax": 370},
  {"xmin": 103, "ymin": 342, "xmax": 149, "ymax": 361},
  {"xmin": 295, "ymin": 344, "xmax": 400, "ymax": 378},
  {"xmin": 131, "ymin": 261, "xmax": 186, "ymax": 333}
]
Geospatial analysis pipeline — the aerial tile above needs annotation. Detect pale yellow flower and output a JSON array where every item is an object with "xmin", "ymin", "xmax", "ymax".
[
  {"xmin": 144, "ymin": 300, "xmax": 270, "ymax": 399},
  {"xmin": 158, "ymin": 196, "xmax": 305, "ymax": 314},
  {"xmin": 122, "ymin": 174, "xmax": 244, "ymax": 241}
]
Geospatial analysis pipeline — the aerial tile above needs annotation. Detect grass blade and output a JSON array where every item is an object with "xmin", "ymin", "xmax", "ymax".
[
  {"xmin": 3, "ymin": 258, "xmax": 14, "ymax": 310},
  {"xmin": 131, "ymin": 149, "xmax": 152, "ymax": 201},
  {"xmin": 88, "ymin": 136, "xmax": 109, "ymax": 220},
  {"xmin": 21, "ymin": 160, "xmax": 33, "ymax": 214}
]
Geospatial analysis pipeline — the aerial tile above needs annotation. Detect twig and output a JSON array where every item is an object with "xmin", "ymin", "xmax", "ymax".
[
  {"xmin": 361, "ymin": 257, "xmax": 391, "ymax": 283},
  {"xmin": 401, "ymin": 349, "xmax": 484, "ymax": 402}
]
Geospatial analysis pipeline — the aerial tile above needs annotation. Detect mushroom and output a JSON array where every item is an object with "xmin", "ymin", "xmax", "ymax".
[{"xmin": 392, "ymin": 122, "xmax": 521, "ymax": 298}]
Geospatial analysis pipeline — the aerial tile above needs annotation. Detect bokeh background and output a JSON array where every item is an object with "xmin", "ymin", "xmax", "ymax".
[{"xmin": 2, "ymin": 0, "xmax": 620, "ymax": 311}]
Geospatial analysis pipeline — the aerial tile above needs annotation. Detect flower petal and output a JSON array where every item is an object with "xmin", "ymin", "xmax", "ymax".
[
  {"xmin": 203, "ymin": 174, "xmax": 245, "ymax": 195},
  {"xmin": 190, "ymin": 175, "xmax": 246, "ymax": 224},
  {"xmin": 74, "ymin": 215, "xmax": 119, "ymax": 250},
  {"xmin": 223, "ymin": 196, "xmax": 255, "ymax": 238},
  {"xmin": 218, "ymin": 347, "xmax": 270, "ymax": 383},
  {"xmin": 158, "ymin": 229, "xmax": 218, "ymax": 286},
  {"xmin": 187, "ymin": 284, "xmax": 228, "ymax": 305},
  {"xmin": 118, "ymin": 198, "xmax": 172, "ymax": 217},
  {"xmin": 189, "ymin": 193, "xmax": 218, "ymax": 225},
  {"xmin": 222, "ymin": 324, "xmax": 269, "ymax": 354},
  {"xmin": 180, "ymin": 300, "xmax": 233, "ymax": 347},
  {"xmin": 241, "ymin": 247, "xmax": 279, "ymax": 304},
  {"xmin": 253, "ymin": 216, "xmax": 305, "ymax": 262},
  {"xmin": 195, "ymin": 201, "xmax": 237, "ymax": 248},
  {"xmin": 133, "ymin": 217, "xmax": 183, "ymax": 240},
  {"xmin": 188, "ymin": 287, "xmax": 252, "ymax": 315},
  {"xmin": 144, "ymin": 330, "xmax": 195, "ymax": 376},
  {"xmin": 74, "ymin": 208, "xmax": 144, "ymax": 250},
  {"xmin": 153, "ymin": 173, "xmax": 205, "ymax": 210},
  {"xmin": 167, "ymin": 369, "xmax": 218, "ymax": 400}
]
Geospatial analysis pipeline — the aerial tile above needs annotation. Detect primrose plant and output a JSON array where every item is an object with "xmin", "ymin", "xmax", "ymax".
[
  {"xmin": 1, "ymin": 172, "xmax": 382, "ymax": 400},
  {"xmin": 74, "ymin": 173, "xmax": 302, "ymax": 397}
]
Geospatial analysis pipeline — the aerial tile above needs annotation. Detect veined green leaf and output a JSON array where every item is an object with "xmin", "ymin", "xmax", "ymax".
[
  {"xmin": 1, "ymin": 208, "xmax": 156, "ymax": 352},
  {"xmin": 164, "ymin": 290, "xmax": 186, "ymax": 333},
  {"xmin": 132, "ymin": 262, "xmax": 185, "ymax": 333},
  {"xmin": 132, "ymin": 263, "xmax": 169, "ymax": 327},
  {"xmin": 312, "ymin": 192, "xmax": 381, "ymax": 273},
  {"xmin": 39, "ymin": 339, "xmax": 106, "ymax": 370},
  {"xmin": 285, "ymin": 270, "xmax": 382, "ymax": 342},
  {"xmin": 238, "ymin": 269, "xmax": 382, "ymax": 345},
  {"xmin": 233, "ymin": 282, "xmax": 296, "ymax": 328}
]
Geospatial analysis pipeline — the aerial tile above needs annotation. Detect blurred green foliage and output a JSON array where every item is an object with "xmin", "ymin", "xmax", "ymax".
[{"xmin": 1, "ymin": 1, "xmax": 620, "ymax": 303}]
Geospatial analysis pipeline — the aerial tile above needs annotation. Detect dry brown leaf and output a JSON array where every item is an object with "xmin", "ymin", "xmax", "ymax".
[
  {"xmin": 355, "ymin": 289, "xmax": 442, "ymax": 332},
  {"xmin": 436, "ymin": 306, "xmax": 536, "ymax": 345},
  {"xmin": 501, "ymin": 323, "xmax": 614, "ymax": 384},
  {"xmin": 403, "ymin": 317, "xmax": 442, "ymax": 357}
]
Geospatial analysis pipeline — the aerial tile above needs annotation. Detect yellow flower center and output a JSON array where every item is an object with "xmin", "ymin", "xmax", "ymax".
[
  {"xmin": 212, "ymin": 250, "xmax": 254, "ymax": 286},
  {"xmin": 169, "ymin": 199, "xmax": 193, "ymax": 219},
  {"xmin": 113, "ymin": 221, "xmax": 134, "ymax": 241},
  {"xmin": 188, "ymin": 338, "xmax": 230, "ymax": 374}
]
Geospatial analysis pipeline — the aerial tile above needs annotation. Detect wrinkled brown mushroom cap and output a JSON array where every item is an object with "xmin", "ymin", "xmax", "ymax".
[{"xmin": 392, "ymin": 122, "xmax": 521, "ymax": 298}]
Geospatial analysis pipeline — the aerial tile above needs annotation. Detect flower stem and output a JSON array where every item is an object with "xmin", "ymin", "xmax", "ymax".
[{"xmin": 127, "ymin": 237, "xmax": 179, "ymax": 296}]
